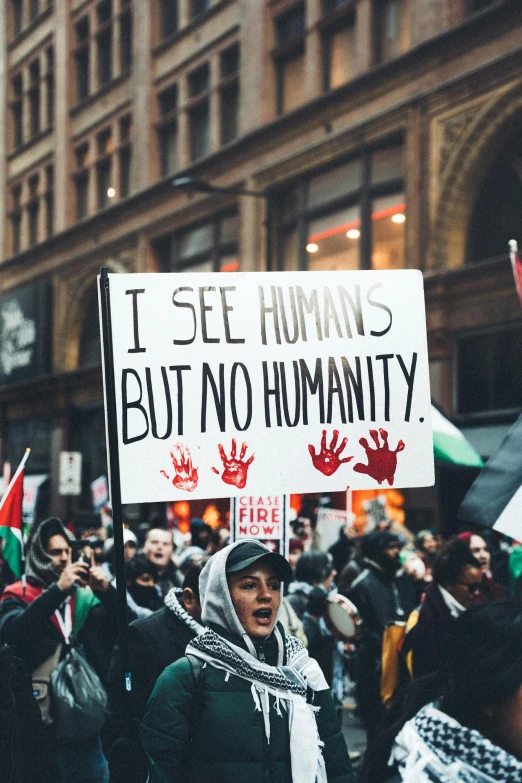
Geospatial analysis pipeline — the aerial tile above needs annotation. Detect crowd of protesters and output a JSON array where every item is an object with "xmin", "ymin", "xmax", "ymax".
[{"xmin": 0, "ymin": 500, "xmax": 522, "ymax": 783}]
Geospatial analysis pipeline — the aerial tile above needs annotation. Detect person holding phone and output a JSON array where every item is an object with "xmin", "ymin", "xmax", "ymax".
[{"xmin": 0, "ymin": 516, "xmax": 118, "ymax": 783}]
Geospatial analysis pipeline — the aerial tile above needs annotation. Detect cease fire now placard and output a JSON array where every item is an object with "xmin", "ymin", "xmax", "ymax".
[{"xmin": 100, "ymin": 270, "xmax": 434, "ymax": 503}]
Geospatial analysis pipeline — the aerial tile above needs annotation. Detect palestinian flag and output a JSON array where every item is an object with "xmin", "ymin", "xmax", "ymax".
[
  {"xmin": 459, "ymin": 413, "xmax": 522, "ymax": 540},
  {"xmin": 431, "ymin": 405, "xmax": 483, "ymax": 468},
  {"xmin": 509, "ymin": 239, "xmax": 522, "ymax": 306},
  {"xmin": 0, "ymin": 449, "xmax": 30, "ymax": 579}
]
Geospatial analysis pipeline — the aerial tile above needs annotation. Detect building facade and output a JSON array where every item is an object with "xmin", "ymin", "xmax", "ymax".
[{"xmin": 0, "ymin": 0, "xmax": 520, "ymax": 529}]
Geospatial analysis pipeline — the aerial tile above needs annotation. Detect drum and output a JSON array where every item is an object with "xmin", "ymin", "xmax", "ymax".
[{"xmin": 325, "ymin": 594, "xmax": 362, "ymax": 641}]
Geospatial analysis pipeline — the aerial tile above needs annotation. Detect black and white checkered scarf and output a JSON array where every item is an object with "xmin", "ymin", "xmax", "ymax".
[{"xmin": 390, "ymin": 703, "xmax": 522, "ymax": 782}]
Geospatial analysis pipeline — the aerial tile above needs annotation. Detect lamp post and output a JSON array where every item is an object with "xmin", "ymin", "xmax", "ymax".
[{"xmin": 171, "ymin": 176, "xmax": 272, "ymax": 270}]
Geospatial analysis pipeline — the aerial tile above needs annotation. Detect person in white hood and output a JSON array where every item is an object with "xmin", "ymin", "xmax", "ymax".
[{"xmin": 140, "ymin": 539, "xmax": 354, "ymax": 783}]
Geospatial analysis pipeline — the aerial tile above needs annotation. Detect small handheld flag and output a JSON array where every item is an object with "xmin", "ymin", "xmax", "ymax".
[{"xmin": 0, "ymin": 449, "xmax": 30, "ymax": 580}]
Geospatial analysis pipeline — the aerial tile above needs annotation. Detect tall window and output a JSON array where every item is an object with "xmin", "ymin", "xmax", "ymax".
[
  {"xmin": 157, "ymin": 84, "xmax": 178, "ymax": 176},
  {"xmin": 11, "ymin": 74, "xmax": 23, "ymax": 149},
  {"xmin": 376, "ymin": 0, "xmax": 410, "ymax": 63},
  {"xmin": 10, "ymin": 185, "xmax": 22, "ymax": 255},
  {"xmin": 75, "ymin": 17, "xmax": 90, "ymax": 102},
  {"xmin": 120, "ymin": 0, "xmax": 132, "ymax": 72},
  {"xmin": 119, "ymin": 116, "xmax": 132, "ymax": 197},
  {"xmin": 159, "ymin": 0, "xmax": 178, "ymax": 39},
  {"xmin": 155, "ymin": 212, "xmax": 240, "ymax": 273},
  {"xmin": 46, "ymin": 47, "xmax": 54, "ymax": 127},
  {"xmin": 29, "ymin": 60, "xmax": 41, "ymax": 137},
  {"xmin": 322, "ymin": 2, "xmax": 356, "ymax": 91},
  {"xmin": 457, "ymin": 326, "xmax": 522, "ymax": 416},
  {"xmin": 12, "ymin": 0, "xmax": 23, "ymax": 37},
  {"xmin": 188, "ymin": 64, "xmax": 210, "ymax": 161},
  {"xmin": 45, "ymin": 165, "xmax": 54, "ymax": 237},
  {"xmin": 97, "ymin": 0, "xmax": 113, "ymax": 86},
  {"xmin": 96, "ymin": 128, "xmax": 113, "ymax": 209},
  {"xmin": 275, "ymin": 143, "xmax": 405, "ymax": 271},
  {"xmin": 274, "ymin": 4, "xmax": 306, "ymax": 115},
  {"xmin": 191, "ymin": 0, "xmax": 210, "ymax": 19},
  {"xmin": 220, "ymin": 44, "xmax": 240, "ymax": 145},
  {"xmin": 75, "ymin": 143, "xmax": 90, "ymax": 220},
  {"xmin": 27, "ymin": 175, "xmax": 40, "ymax": 247},
  {"xmin": 29, "ymin": 0, "xmax": 40, "ymax": 22}
]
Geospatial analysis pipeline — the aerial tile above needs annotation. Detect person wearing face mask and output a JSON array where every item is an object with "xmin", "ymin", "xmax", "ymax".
[
  {"xmin": 458, "ymin": 531, "xmax": 508, "ymax": 602},
  {"xmin": 125, "ymin": 555, "xmax": 163, "ymax": 620},
  {"xmin": 139, "ymin": 540, "xmax": 354, "ymax": 783}
]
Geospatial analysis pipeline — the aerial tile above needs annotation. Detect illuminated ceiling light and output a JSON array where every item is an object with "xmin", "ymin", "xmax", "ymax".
[
  {"xmin": 107, "ymin": 187, "xmax": 116, "ymax": 198},
  {"xmin": 306, "ymin": 243, "xmax": 319, "ymax": 253},
  {"xmin": 391, "ymin": 213, "xmax": 406, "ymax": 224},
  {"xmin": 346, "ymin": 229, "xmax": 360, "ymax": 239}
]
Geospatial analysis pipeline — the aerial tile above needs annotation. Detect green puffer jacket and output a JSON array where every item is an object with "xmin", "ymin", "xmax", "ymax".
[{"xmin": 140, "ymin": 655, "xmax": 354, "ymax": 783}]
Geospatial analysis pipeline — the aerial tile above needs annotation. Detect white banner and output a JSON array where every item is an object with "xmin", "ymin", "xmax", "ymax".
[
  {"xmin": 101, "ymin": 270, "xmax": 434, "ymax": 503},
  {"xmin": 231, "ymin": 495, "xmax": 290, "ymax": 558}
]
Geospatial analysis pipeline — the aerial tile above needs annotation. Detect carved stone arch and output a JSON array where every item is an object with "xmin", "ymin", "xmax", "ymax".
[
  {"xmin": 430, "ymin": 81, "xmax": 522, "ymax": 269},
  {"xmin": 61, "ymin": 258, "xmax": 129, "ymax": 371}
]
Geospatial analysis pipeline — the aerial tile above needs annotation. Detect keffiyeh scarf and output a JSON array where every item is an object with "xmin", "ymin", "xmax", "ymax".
[
  {"xmin": 164, "ymin": 587, "xmax": 205, "ymax": 635},
  {"xmin": 187, "ymin": 627, "xmax": 329, "ymax": 783},
  {"xmin": 390, "ymin": 703, "xmax": 522, "ymax": 783}
]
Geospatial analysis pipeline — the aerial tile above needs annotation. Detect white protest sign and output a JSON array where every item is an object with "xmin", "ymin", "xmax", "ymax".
[
  {"xmin": 316, "ymin": 507, "xmax": 353, "ymax": 526},
  {"xmin": 91, "ymin": 475, "xmax": 109, "ymax": 513},
  {"xmin": 231, "ymin": 495, "xmax": 289, "ymax": 558},
  {"xmin": 100, "ymin": 270, "xmax": 434, "ymax": 503}
]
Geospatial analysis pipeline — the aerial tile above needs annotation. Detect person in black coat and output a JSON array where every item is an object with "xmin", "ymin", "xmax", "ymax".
[
  {"xmin": 349, "ymin": 531, "xmax": 419, "ymax": 740},
  {"xmin": 410, "ymin": 539, "xmax": 483, "ymax": 678},
  {"xmin": 103, "ymin": 560, "xmax": 207, "ymax": 759}
]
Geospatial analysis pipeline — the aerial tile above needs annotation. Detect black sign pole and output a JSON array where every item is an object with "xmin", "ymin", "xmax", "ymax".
[{"xmin": 98, "ymin": 267, "xmax": 132, "ymax": 699}]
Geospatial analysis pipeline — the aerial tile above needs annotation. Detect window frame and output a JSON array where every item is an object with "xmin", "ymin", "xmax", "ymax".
[
  {"xmin": 155, "ymin": 210, "xmax": 240, "ymax": 273},
  {"xmin": 273, "ymin": 3, "xmax": 307, "ymax": 117},
  {"xmin": 273, "ymin": 139, "xmax": 405, "ymax": 272}
]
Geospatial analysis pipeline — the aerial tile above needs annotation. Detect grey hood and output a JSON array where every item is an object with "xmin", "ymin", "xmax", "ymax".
[{"xmin": 199, "ymin": 539, "xmax": 281, "ymax": 642}]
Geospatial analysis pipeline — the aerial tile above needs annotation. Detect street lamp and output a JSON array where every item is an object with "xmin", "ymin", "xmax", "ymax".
[{"xmin": 171, "ymin": 176, "xmax": 271, "ymax": 269}]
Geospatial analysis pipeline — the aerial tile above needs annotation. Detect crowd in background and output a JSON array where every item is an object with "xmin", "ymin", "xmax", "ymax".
[{"xmin": 1, "ymin": 498, "xmax": 522, "ymax": 783}]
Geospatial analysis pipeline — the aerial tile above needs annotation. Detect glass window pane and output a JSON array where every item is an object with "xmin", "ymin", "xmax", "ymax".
[
  {"xmin": 328, "ymin": 23, "xmax": 356, "ymax": 89},
  {"xmin": 178, "ymin": 224, "xmax": 213, "ymax": 259},
  {"xmin": 371, "ymin": 194, "xmax": 405, "ymax": 270},
  {"xmin": 281, "ymin": 54, "xmax": 306, "ymax": 114},
  {"xmin": 220, "ymin": 214, "xmax": 239, "ymax": 245},
  {"xmin": 307, "ymin": 205, "xmax": 360, "ymax": 271},
  {"xmin": 308, "ymin": 159, "xmax": 362, "ymax": 208},
  {"xmin": 283, "ymin": 230, "xmax": 299, "ymax": 271},
  {"xmin": 380, "ymin": 0, "xmax": 410, "ymax": 62},
  {"xmin": 371, "ymin": 145, "xmax": 404, "ymax": 184},
  {"xmin": 280, "ymin": 186, "xmax": 300, "ymax": 223},
  {"xmin": 180, "ymin": 259, "xmax": 214, "ymax": 273}
]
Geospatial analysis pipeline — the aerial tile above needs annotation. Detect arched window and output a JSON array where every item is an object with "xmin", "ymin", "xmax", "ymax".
[
  {"xmin": 467, "ymin": 130, "xmax": 522, "ymax": 263},
  {"xmin": 78, "ymin": 287, "xmax": 101, "ymax": 368}
]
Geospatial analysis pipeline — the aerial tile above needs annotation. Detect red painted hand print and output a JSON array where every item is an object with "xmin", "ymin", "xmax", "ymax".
[
  {"xmin": 161, "ymin": 444, "xmax": 199, "ymax": 492},
  {"xmin": 308, "ymin": 430, "xmax": 353, "ymax": 476},
  {"xmin": 353, "ymin": 428, "xmax": 405, "ymax": 486},
  {"xmin": 212, "ymin": 439, "xmax": 254, "ymax": 489}
]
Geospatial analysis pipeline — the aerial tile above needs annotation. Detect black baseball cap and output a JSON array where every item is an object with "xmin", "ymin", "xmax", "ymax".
[{"xmin": 226, "ymin": 541, "xmax": 293, "ymax": 582}]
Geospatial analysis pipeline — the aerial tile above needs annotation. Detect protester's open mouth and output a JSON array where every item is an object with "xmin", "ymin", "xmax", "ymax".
[{"xmin": 253, "ymin": 608, "xmax": 272, "ymax": 625}]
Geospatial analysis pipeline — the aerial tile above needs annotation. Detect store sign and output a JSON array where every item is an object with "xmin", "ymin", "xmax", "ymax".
[
  {"xmin": 231, "ymin": 495, "xmax": 289, "ymax": 558},
  {"xmin": 59, "ymin": 452, "xmax": 82, "ymax": 496},
  {"xmin": 100, "ymin": 270, "xmax": 434, "ymax": 503},
  {"xmin": 0, "ymin": 280, "xmax": 51, "ymax": 386}
]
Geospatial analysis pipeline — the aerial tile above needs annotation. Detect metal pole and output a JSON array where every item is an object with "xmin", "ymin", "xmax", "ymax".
[{"xmin": 98, "ymin": 267, "xmax": 132, "ymax": 695}]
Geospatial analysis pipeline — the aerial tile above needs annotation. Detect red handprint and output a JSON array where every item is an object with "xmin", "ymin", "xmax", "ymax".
[
  {"xmin": 161, "ymin": 444, "xmax": 198, "ymax": 492},
  {"xmin": 353, "ymin": 429, "xmax": 405, "ymax": 486},
  {"xmin": 212, "ymin": 439, "xmax": 254, "ymax": 489},
  {"xmin": 308, "ymin": 430, "xmax": 353, "ymax": 476}
]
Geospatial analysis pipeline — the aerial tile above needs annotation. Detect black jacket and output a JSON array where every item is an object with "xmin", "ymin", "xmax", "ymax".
[
  {"xmin": 0, "ymin": 583, "xmax": 118, "ymax": 685},
  {"xmin": 103, "ymin": 605, "xmax": 197, "ymax": 754}
]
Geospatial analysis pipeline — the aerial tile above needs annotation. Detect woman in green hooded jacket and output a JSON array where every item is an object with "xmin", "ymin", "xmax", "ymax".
[{"xmin": 140, "ymin": 539, "xmax": 354, "ymax": 783}]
